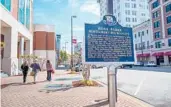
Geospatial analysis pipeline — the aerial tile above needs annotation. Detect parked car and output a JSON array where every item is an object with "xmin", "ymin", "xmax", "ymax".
[
  {"xmin": 144, "ymin": 61, "xmax": 157, "ymax": 67},
  {"xmin": 121, "ymin": 64, "xmax": 133, "ymax": 68},
  {"xmin": 74, "ymin": 63, "xmax": 82, "ymax": 72},
  {"xmin": 134, "ymin": 62, "xmax": 144, "ymax": 67},
  {"xmin": 91, "ymin": 65, "xmax": 104, "ymax": 69}
]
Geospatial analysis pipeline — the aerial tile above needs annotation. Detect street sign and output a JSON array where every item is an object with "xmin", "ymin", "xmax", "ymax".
[
  {"xmin": 72, "ymin": 39, "xmax": 77, "ymax": 44},
  {"xmin": 83, "ymin": 15, "xmax": 135, "ymax": 64}
]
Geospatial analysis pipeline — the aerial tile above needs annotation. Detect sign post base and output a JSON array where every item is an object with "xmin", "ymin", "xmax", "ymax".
[{"xmin": 107, "ymin": 65, "xmax": 118, "ymax": 107}]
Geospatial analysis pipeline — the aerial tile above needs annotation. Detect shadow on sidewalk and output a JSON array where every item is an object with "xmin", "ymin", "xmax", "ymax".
[
  {"xmin": 39, "ymin": 86, "xmax": 78, "ymax": 93},
  {"xmin": 84, "ymin": 99, "xmax": 109, "ymax": 107},
  {"xmin": 1, "ymin": 80, "xmax": 47, "ymax": 89}
]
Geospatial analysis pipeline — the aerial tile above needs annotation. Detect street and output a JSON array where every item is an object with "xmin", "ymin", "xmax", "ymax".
[{"xmin": 90, "ymin": 67, "xmax": 171, "ymax": 107}]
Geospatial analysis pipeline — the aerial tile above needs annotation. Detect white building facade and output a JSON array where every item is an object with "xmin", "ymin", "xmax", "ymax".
[
  {"xmin": 133, "ymin": 20, "xmax": 153, "ymax": 62},
  {"xmin": 1, "ymin": 0, "xmax": 33, "ymax": 75},
  {"xmin": 149, "ymin": 0, "xmax": 171, "ymax": 66},
  {"xmin": 98, "ymin": 0, "xmax": 150, "ymax": 27},
  {"xmin": 97, "ymin": 0, "xmax": 108, "ymax": 19}
]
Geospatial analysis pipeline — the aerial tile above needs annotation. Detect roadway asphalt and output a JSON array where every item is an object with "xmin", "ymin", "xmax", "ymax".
[{"xmin": 90, "ymin": 67, "xmax": 171, "ymax": 107}]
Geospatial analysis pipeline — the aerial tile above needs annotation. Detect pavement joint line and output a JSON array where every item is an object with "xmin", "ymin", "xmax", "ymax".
[{"xmin": 134, "ymin": 75, "xmax": 146, "ymax": 96}]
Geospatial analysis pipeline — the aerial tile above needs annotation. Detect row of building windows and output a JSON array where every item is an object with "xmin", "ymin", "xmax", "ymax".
[
  {"xmin": 126, "ymin": 17, "xmax": 137, "ymax": 22},
  {"xmin": 135, "ymin": 41, "xmax": 150, "ymax": 50},
  {"xmin": 155, "ymin": 40, "xmax": 171, "ymax": 48},
  {"xmin": 125, "ymin": 3, "xmax": 137, "ymax": 8},
  {"xmin": 135, "ymin": 39, "xmax": 171, "ymax": 50},
  {"xmin": 1, "ymin": 0, "xmax": 30, "ymax": 29},
  {"xmin": 134, "ymin": 30, "xmax": 148, "ymax": 39},
  {"xmin": 153, "ymin": 28, "xmax": 171, "ymax": 39},
  {"xmin": 152, "ymin": 3, "xmax": 171, "ymax": 19},
  {"xmin": 152, "ymin": 11, "xmax": 160, "ymax": 18},
  {"xmin": 0, "ymin": 0, "xmax": 11, "ymax": 11}
]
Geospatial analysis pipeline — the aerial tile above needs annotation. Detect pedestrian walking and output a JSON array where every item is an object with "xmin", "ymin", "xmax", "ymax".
[
  {"xmin": 30, "ymin": 60, "xmax": 41, "ymax": 84},
  {"xmin": 21, "ymin": 61, "xmax": 29, "ymax": 83},
  {"xmin": 46, "ymin": 60, "xmax": 53, "ymax": 81}
]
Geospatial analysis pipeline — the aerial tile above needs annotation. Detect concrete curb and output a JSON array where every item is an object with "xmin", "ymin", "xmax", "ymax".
[{"xmin": 92, "ymin": 78, "xmax": 154, "ymax": 107}]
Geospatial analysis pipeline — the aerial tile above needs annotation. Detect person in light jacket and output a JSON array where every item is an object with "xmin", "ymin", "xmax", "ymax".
[{"xmin": 30, "ymin": 60, "xmax": 41, "ymax": 84}]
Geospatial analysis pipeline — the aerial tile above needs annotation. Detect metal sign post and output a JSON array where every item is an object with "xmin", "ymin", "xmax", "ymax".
[{"xmin": 108, "ymin": 65, "xmax": 118, "ymax": 107}]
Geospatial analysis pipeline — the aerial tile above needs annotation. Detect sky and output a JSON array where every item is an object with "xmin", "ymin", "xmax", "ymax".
[{"xmin": 33, "ymin": 0, "xmax": 101, "ymax": 53}]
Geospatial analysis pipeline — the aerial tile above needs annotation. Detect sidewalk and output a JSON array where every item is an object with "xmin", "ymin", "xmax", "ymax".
[{"xmin": 1, "ymin": 70, "xmax": 154, "ymax": 107}]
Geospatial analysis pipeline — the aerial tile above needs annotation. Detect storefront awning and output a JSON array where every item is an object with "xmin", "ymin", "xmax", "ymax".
[
  {"xmin": 152, "ymin": 52, "xmax": 164, "ymax": 56},
  {"xmin": 165, "ymin": 51, "xmax": 171, "ymax": 56},
  {"xmin": 136, "ymin": 53, "xmax": 150, "ymax": 57}
]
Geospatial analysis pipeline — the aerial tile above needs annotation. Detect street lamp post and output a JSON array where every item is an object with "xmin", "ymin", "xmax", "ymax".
[
  {"xmin": 141, "ymin": 34, "xmax": 144, "ymax": 65},
  {"xmin": 71, "ymin": 15, "xmax": 77, "ymax": 69}
]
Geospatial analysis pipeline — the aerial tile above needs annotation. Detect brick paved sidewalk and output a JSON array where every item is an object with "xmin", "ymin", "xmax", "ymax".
[{"xmin": 1, "ymin": 70, "xmax": 154, "ymax": 107}]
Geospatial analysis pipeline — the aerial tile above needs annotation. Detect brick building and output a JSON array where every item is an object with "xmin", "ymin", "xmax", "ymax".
[
  {"xmin": 33, "ymin": 24, "xmax": 56, "ymax": 69},
  {"xmin": 149, "ymin": 0, "xmax": 171, "ymax": 65}
]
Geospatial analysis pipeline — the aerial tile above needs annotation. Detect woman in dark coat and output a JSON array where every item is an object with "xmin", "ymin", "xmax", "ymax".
[{"xmin": 21, "ymin": 61, "xmax": 29, "ymax": 83}]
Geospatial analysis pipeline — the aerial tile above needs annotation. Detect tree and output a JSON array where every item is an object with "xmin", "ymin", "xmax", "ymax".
[
  {"xmin": 60, "ymin": 50, "xmax": 68, "ymax": 63},
  {"xmin": 20, "ymin": 55, "xmax": 46, "ymax": 70}
]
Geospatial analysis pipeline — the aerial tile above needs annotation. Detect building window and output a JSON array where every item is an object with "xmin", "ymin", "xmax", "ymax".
[
  {"xmin": 152, "ymin": 11, "xmax": 159, "ymax": 18},
  {"xmin": 126, "ymin": 17, "xmax": 130, "ymax": 22},
  {"xmin": 166, "ymin": 3, "xmax": 171, "ymax": 13},
  {"xmin": 135, "ymin": 34, "xmax": 137, "ymax": 38},
  {"xmin": 155, "ymin": 41, "xmax": 161, "ymax": 48},
  {"xmin": 167, "ymin": 28, "xmax": 171, "ymax": 35},
  {"xmin": 18, "ymin": 0, "xmax": 30, "ymax": 28},
  {"xmin": 138, "ymin": 32, "xmax": 140, "ymax": 37},
  {"xmin": 147, "ymin": 30, "xmax": 148, "ymax": 34},
  {"xmin": 18, "ymin": 0, "xmax": 25, "ymax": 25},
  {"xmin": 141, "ymin": 13, "xmax": 145, "ymax": 16},
  {"xmin": 142, "ymin": 31, "xmax": 144, "ymax": 36},
  {"xmin": 125, "ymin": 3, "xmax": 130, "ymax": 8},
  {"xmin": 168, "ymin": 39, "xmax": 171, "ymax": 47},
  {"xmin": 132, "ymin": 3, "xmax": 136, "ymax": 8},
  {"xmin": 0, "ymin": 0, "xmax": 11, "ymax": 11},
  {"xmin": 135, "ymin": 44, "xmax": 137, "ymax": 50},
  {"xmin": 147, "ymin": 41, "xmax": 150, "ymax": 49},
  {"xmin": 26, "ymin": 0, "xmax": 30, "ymax": 29},
  {"xmin": 125, "ymin": 10, "xmax": 130, "ymax": 15},
  {"xmin": 142, "ymin": 42, "xmax": 145, "ymax": 49},
  {"xmin": 132, "ymin": 11, "xmax": 136, "ymax": 15},
  {"xmin": 153, "ymin": 21, "xmax": 160, "ymax": 28},
  {"xmin": 154, "ymin": 31, "xmax": 161, "ymax": 39},
  {"xmin": 152, "ymin": 0, "xmax": 159, "ymax": 9},
  {"xmin": 167, "ymin": 16, "xmax": 171, "ymax": 24}
]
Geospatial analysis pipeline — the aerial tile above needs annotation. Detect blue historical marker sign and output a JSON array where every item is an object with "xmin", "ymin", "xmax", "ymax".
[{"xmin": 83, "ymin": 15, "xmax": 135, "ymax": 64}]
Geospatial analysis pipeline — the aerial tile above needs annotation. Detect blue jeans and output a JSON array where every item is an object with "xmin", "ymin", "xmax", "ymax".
[{"xmin": 47, "ymin": 71, "xmax": 51, "ymax": 81}]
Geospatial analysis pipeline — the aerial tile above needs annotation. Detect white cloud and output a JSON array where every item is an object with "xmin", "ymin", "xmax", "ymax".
[
  {"xmin": 68, "ymin": 0, "xmax": 79, "ymax": 8},
  {"xmin": 41, "ymin": 0, "xmax": 62, "ymax": 3},
  {"xmin": 73, "ymin": 25, "xmax": 84, "ymax": 31},
  {"xmin": 80, "ymin": 0, "xmax": 100, "ymax": 16}
]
